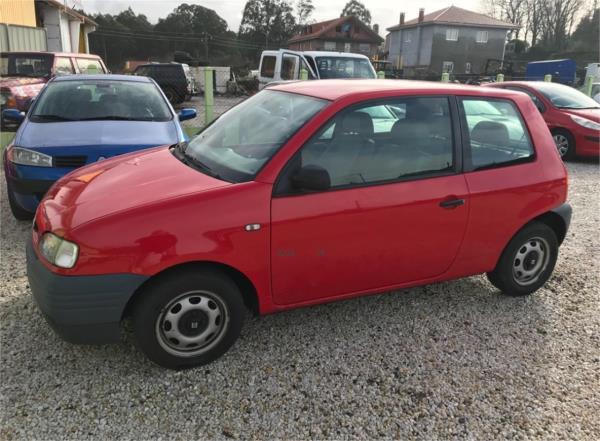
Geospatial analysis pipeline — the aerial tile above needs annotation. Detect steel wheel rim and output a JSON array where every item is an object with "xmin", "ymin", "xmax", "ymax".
[
  {"xmin": 512, "ymin": 237, "xmax": 551, "ymax": 286},
  {"xmin": 553, "ymin": 134, "xmax": 569, "ymax": 157},
  {"xmin": 155, "ymin": 290, "xmax": 229, "ymax": 357}
]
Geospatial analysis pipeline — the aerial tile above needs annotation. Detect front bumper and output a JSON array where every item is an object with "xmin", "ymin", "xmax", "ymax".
[
  {"xmin": 26, "ymin": 238, "xmax": 148, "ymax": 344},
  {"xmin": 5, "ymin": 175, "xmax": 54, "ymax": 213}
]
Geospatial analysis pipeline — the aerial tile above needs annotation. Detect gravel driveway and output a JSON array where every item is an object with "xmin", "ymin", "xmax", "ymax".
[{"xmin": 1, "ymin": 160, "xmax": 598, "ymax": 440}]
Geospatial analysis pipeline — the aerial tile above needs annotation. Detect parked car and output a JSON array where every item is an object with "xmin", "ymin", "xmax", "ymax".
[
  {"xmin": 28, "ymin": 80, "xmax": 571, "ymax": 369},
  {"xmin": 3, "ymin": 74, "xmax": 196, "ymax": 220},
  {"xmin": 0, "ymin": 51, "xmax": 108, "ymax": 129},
  {"xmin": 258, "ymin": 49, "xmax": 376, "ymax": 88},
  {"xmin": 591, "ymin": 83, "xmax": 600, "ymax": 104},
  {"xmin": 484, "ymin": 81, "xmax": 600, "ymax": 159},
  {"xmin": 133, "ymin": 63, "xmax": 192, "ymax": 105}
]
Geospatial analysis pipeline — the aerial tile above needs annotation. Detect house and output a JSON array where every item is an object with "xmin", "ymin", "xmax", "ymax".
[
  {"xmin": 385, "ymin": 6, "xmax": 519, "ymax": 75},
  {"xmin": 288, "ymin": 16, "xmax": 383, "ymax": 57},
  {"xmin": 0, "ymin": 0, "xmax": 96, "ymax": 53}
]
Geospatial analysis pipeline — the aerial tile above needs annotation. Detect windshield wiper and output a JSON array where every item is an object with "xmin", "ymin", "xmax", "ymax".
[
  {"xmin": 31, "ymin": 114, "xmax": 74, "ymax": 122},
  {"xmin": 77, "ymin": 116, "xmax": 155, "ymax": 121}
]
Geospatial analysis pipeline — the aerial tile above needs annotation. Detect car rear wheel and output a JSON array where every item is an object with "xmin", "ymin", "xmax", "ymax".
[
  {"xmin": 163, "ymin": 86, "xmax": 182, "ymax": 105},
  {"xmin": 6, "ymin": 185, "xmax": 34, "ymax": 221},
  {"xmin": 132, "ymin": 268, "xmax": 245, "ymax": 369},
  {"xmin": 552, "ymin": 129, "xmax": 575, "ymax": 160},
  {"xmin": 486, "ymin": 222, "xmax": 558, "ymax": 296}
]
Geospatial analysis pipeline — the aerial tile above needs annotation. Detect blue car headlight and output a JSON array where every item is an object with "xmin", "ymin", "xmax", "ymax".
[{"xmin": 7, "ymin": 146, "xmax": 53, "ymax": 167}]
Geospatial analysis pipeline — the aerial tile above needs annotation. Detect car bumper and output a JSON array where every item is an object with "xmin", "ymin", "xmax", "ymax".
[
  {"xmin": 5, "ymin": 175, "xmax": 54, "ymax": 213},
  {"xmin": 26, "ymin": 238, "xmax": 148, "ymax": 344},
  {"xmin": 574, "ymin": 132, "xmax": 600, "ymax": 157}
]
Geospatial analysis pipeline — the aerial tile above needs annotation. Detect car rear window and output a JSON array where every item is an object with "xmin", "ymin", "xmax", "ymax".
[
  {"xmin": 460, "ymin": 98, "xmax": 534, "ymax": 171},
  {"xmin": 75, "ymin": 58, "xmax": 104, "ymax": 74}
]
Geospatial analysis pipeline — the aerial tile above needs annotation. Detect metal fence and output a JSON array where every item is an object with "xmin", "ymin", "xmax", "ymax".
[{"xmin": 0, "ymin": 23, "xmax": 47, "ymax": 52}]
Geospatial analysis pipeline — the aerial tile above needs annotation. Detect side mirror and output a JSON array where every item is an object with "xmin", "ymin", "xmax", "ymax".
[
  {"xmin": 2, "ymin": 108, "xmax": 25, "ymax": 123},
  {"xmin": 178, "ymin": 108, "xmax": 197, "ymax": 121},
  {"xmin": 291, "ymin": 165, "xmax": 330, "ymax": 192}
]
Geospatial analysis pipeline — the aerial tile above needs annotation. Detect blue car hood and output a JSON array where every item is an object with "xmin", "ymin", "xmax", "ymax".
[{"xmin": 16, "ymin": 120, "xmax": 180, "ymax": 150}]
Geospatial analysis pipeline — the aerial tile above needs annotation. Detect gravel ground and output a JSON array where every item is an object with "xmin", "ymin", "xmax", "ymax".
[{"xmin": 1, "ymin": 160, "xmax": 598, "ymax": 440}]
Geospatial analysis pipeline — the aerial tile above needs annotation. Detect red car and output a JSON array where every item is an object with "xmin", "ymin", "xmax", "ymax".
[
  {"xmin": 1, "ymin": 51, "xmax": 108, "ymax": 128},
  {"xmin": 484, "ymin": 81, "xmax": 600, "ymax": 159},
  {"xmin": 28, "ymin": 80, "xmax": 571, "ymax": 369}
]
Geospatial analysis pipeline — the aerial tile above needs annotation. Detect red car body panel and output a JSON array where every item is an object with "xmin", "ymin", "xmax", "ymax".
[
  {"xmin": 33, "ymin": 80, "xmax": 569, "ymax": 316},
  {"xmin": 484, "ymin": 81, "xmax": 600, "ymax": 157}
]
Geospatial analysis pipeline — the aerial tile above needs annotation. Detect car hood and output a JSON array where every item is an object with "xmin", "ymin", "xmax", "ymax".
[
  {"xmin": 39, "ymin": 147, "xmax": 230, "ymax": 232},
  {"xmin": 17, "ymin": 120, "xmax": 180, "ymax": 149},
  {"xmin": 562, "ymin": 108, "xmax": 600, "ymax": 122}
]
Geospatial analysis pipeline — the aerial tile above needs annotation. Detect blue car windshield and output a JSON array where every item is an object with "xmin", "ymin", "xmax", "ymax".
[
  {"xmin": 181, "ymin": 90, "xmax": 327, "ymax": 182},
  {"xmin": 30, "ymin": 80, "xmax": 173, "ymax": 122}
]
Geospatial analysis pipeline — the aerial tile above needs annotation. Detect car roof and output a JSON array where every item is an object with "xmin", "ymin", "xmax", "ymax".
[
  {"xmin": 302, "ymin": 51, "xmax": 370, "ymax": 59},
  {"xmin": 1, "ymin": 51, "xmax": 101, "ymax": 58},
  {"xmin": 268, "ymin": 79, "xmax": 525, "ymax": 101},
  {"xmin": 52, "ymin": 74, "xmax": 151, "ymax": 83}
]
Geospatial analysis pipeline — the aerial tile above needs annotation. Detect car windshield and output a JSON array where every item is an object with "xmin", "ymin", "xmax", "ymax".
[
  {"xmin": 30, "ymin": 80, "xmax": 172, "ymax": 122},
  {"xmin": 534, "ymin": 82, "xmax": 600, "ymax": 109},
  {"xmin": 181, "ymin": 90, "xmax": 327, "ymax": 182},
  {"xmin": 0, "ymin": 53, "xmax": 53, "ymax": 78},
  {"xmin": 315, "ymin": 57, "xmax": 376, "ymax": 79}
]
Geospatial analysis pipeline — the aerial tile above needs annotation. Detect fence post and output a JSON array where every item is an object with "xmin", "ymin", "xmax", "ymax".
[
  {"xmin": 583, "ymin": 75, "xmax": 593, "ymax": 96},
  {"xmin": 299, "ymin": 68, "xmax": 308, "ymax": 80},
  {"xmin": 441, "ymin": 72, "xmax": 450, "ymax": 83},
  {"xmin": 204, "ymin": 67, "xmax": 214, "ymax": 125},
  {"xmin": 496, "ymin": 73, "xmax": 504, "ymax": 82},
  {"xmin": 377, "ymin": 71, "xmax": 385, "ymax": 79},
  {"xmin": 544, "ymin": 74, "xmax": 552, "ymax": 82}
]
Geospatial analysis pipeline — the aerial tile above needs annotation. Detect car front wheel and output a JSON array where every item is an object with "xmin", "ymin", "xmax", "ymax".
[
  {"xmin": 552, "ymin": 129, "xmax": 575, "ymax": 160},
  {"xmin": 487, "ymin": 222, "xmax": 559, "ymax": 296},
  {"xmin": 132, "ymin": 268, "xmax": 245, "ymax": 369}
]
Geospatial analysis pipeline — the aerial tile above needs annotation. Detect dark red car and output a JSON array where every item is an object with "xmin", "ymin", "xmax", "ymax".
[
  {"xmin": 484, "ymin": 81, "xmax": 600, "ymax": 159},
  {"xmin": 27, "ymin": 80, "xmax": 571, "ymax": 369},
  {"xmin": 1, "ymin": 51, "xmax": 108, "ymax": 128}
]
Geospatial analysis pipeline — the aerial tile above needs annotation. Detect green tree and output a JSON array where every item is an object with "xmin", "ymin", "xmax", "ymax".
[
  {"xmin": 239, "ymin": 0, "xmax": 296, "ymax": 60},
  {"xmin": 340, "ymin": 0, "xmax": 371, "ymax": 25},
  {"xmin": 296, "ymin": 0, "xmax": 315, "ymax": 25}
]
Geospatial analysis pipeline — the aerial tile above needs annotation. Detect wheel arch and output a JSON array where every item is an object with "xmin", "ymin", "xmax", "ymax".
[{"xmin": 122, "ymin": 261, "xmax": 260, "ymax": 319}]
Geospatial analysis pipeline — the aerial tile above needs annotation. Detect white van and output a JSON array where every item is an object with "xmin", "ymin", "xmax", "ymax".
[{"xmin": 258, "ymin": 49, "xmax": 376, "ymax": 88}]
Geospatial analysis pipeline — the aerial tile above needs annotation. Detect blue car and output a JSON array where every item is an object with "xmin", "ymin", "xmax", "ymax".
[{"xmin": 3, "ymin": 74, "xmax": 196, "ymax": 219}]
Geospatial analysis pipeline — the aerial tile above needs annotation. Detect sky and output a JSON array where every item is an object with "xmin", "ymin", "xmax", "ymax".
[{"xmin": 77, "ymin": 0, "xmax": 484, "ymax": 35}]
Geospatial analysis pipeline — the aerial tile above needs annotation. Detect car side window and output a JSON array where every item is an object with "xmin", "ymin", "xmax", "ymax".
[
  {"xmin": 281, "ymin": 97, "xmax": 454, "ymax": 192},
  {"xmin": 505, "ymin": 86, "xmax": 545, "ymax": 112},
  {"xmin": 55, "ymin": 57, "xmax": 74, "ymax": 75},
  {"xmin": 460, "ymin": 98, "xmax": 535, "ymax": 171},
  {"xmin": 260, "ymin": 56, "xmax": 276, "ymax": 78}
]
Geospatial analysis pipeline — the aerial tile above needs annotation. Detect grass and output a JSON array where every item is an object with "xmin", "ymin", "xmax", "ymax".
[{"xmin": 1, "ymin": 132, "xmax": 14, "ymax": 150}]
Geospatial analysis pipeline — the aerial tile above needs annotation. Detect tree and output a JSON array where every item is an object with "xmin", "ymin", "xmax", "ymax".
[
  {"xmin": 239, "ymin": 0, "xmax": 296, "ymax": 60},
  {"xmin": 296, "ymin": 0, "xmax": 314, "ymax": 26},
  {"xmin": 340, "ymin": 0, "xmax": 371, "ymax": 25}
]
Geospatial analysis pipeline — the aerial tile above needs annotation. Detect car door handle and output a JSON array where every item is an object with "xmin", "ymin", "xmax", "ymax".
[{"xmin": 439, "ymin": 198, "xmax": 465, "ymax": 209}]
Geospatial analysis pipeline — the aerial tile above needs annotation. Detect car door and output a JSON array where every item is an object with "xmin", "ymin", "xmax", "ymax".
[{"xmin": 270, "ymin": 96, "xmax": 470, "ymax": 306}]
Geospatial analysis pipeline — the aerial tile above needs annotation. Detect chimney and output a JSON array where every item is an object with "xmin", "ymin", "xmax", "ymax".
[
  {"xmin": 399, "ymin": 12, "xmax": 405, "ymax": 25},
  {"xmin": 418, "ymin": 8, "xmax": 425, "ymax": 23},
  {"xmin": 373, "ymin": 23, "xmax": 379, "ymax": 34}
]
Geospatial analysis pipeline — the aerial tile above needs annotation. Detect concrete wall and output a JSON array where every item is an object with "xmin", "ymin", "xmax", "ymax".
[
  {"xmin": 386, "ymin": 26, "xmax": 433, "ymax": 68},
  {"xmin": 38, "ymin": 4, "xmax": 62, "ymax": 52}
]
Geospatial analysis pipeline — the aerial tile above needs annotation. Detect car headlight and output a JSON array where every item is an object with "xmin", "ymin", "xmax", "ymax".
[
  {"xmin": 570, "ymin": 115, "xmax": 600, "ymax": 130},
  {"xmin": 39, "ymin": 233, "xmax": 79, "ymax": 268},
  {"xmin": 7, "ymin": 146, "xmax": 53, "ymax": 167}
]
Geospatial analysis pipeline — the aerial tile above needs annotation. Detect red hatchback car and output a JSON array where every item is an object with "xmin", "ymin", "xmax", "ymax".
[
  {"xmin": 27, "ymin": 80, "xmax": 571, "ymax": 369},
  {"xmin": 484, "ymin": 81, "xmax": 600, "ymax": 159}
]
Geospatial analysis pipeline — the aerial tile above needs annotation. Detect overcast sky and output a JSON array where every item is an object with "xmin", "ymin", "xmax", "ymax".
[{"xmin": 77, "ymin": 0, "xmax": 483, "ymax": 34}]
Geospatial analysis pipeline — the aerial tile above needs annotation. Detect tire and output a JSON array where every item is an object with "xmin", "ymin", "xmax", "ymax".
[
  {"xmin": 6, "ymin": 185, "xmax": 34, "ymax": 221},
  {"xmin": 486, "ymin": 222, "xmax": 558, "ymax": 296},
  {"xmin": 163, "ymin": 86, "xmax": 181, "ymax": 105},
  {"xmin": 552, "ymin": 129, "xmax": 575, "ymax": 160},
  {"xmin": 132, "ymin": 268, "xmax": 245, "ymax": 369}
]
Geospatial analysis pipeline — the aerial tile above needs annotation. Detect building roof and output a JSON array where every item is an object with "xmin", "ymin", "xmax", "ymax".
[
  {"xmin": 268, "ymin": 79, "xmax": 524, "ymax": 101},
  {"xmin": 289, "ymin": 16, "xmax": 383, "ymax": 44},
  {"xmin": 387, "ymin": 6, "xmax": 519, "ymax": 31}
]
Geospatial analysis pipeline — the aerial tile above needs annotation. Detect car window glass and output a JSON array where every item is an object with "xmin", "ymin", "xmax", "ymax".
[
  {"xmin": 297, "ymin": 97, "xmax": 454, "ymax": 189},
  {"xmin": 76, "ymin": 58, "xmax": 103, "ymax": 74},
  {"xmin": 505, "ymin": 86, "xmax": 544, "ymax": 111},
  {"xmin": 281, "ymin": 54, "xmax": 299, "ymax": 80},
  {"xmin": 261, "ymin": 56, "xmax": 276, "ymax": 78},
  {"xmin": 55, "ymin": 57, "xmax": 74, "ymax": 75},
  {"xmin": 461, "ymin": 98, "xmax": 534, "ymax": 170}
]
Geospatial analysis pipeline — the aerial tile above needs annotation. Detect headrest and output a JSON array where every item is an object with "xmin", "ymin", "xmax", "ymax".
[
  {"xmin": 470, "ymin": 121, "xmax": 509, "ymax": 147},
  {"xmin": 334, "ymin": 111, "xmax": 374, "ymax": 137}
]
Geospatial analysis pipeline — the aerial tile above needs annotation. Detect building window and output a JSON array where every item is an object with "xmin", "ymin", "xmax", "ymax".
[
  {"xmin": 476, "ymin": 30, "xmax": 488, "ymax": 43},
  {"xmin": 359, "ymin": 43, "xmax": 370, "ymax": 53},
  {"xmin": 446, "ymin": 28, "xmax": 459, "ymax": 41},
  {"xmin": 465, "ymin": 62, "xmax": 471, "ymax": 74},
  {"xmin": 404, "ymin": 31, "xmax": 412, "ymax": 43},
  {"xmin": 442, "ymin": 61, "xmax": 454, "ymax": 73},
  {"xmin": 324, "ymin": 41, "xmax": 336, "ymax": 51},
  {"xmin": 344, "ymin": 42, "xmax": 351, "ymax": 52}
]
